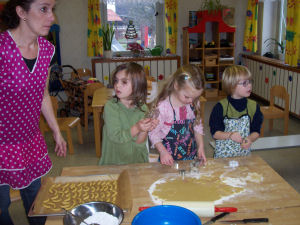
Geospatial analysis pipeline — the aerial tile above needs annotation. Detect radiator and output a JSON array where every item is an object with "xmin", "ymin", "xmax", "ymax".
[
  {"xmin": 242, "ymin": 55, "xmax": 300, "ymax": 117},
  {"xmin": 91, "ymin": 56, "xmax": 180, "ymax": 86}
]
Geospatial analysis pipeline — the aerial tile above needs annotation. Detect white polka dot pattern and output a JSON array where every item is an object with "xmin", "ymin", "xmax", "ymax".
[{"xmin": 0, "ymin": 31, "xmax": 54, "ymax": 189}]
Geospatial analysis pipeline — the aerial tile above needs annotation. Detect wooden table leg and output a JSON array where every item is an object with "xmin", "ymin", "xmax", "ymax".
[{"xmin": 93, "ymin": 108, "xmax": 101, "ymax": 158}]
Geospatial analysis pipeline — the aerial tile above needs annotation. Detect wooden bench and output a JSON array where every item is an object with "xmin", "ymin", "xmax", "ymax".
[{"xmin": 209, "ymin": 134, "xmax": 300, "ymax": 151}]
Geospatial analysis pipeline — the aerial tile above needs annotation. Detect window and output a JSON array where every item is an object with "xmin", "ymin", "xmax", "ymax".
[
  {"xmin": 101, "ymin": 0, "xmax": 164, "ymax": 53},
  {"xmin": 258, "ymin": 0, "xmax": 286, "ymax": 57}
]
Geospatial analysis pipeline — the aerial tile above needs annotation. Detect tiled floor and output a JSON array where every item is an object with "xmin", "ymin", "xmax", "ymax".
[{"xmin": 9, "ymin": 99, "xmax": 300, "ymax": 225}]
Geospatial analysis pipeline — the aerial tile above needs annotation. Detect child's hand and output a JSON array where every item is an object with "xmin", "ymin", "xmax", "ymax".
[
  {"xmin": 197, "ymin": 147, "xmax": 207, "ymax": 164},
  {"xmin": 230, "ymin": 132, "xmax": 243, "ymax": 143},
  {"xmin": 149, "ymin": 119, "xmax": 159, "ymax": 131},
  {"xmin": 136, "ymin": 118, "xmax": 153, "ymax": 132},
  {"xmin": 241, "ymin": 137, "xmax": 252, "ymax": 149},
  {"xmin": 160, "ymin": 150, "xmax": 174, "ymax": 166}
]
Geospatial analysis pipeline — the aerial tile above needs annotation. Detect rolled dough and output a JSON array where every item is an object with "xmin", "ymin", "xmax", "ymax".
[{"xmin": 151, "ymin": 176, "xmax": 244, "ymax": 202}]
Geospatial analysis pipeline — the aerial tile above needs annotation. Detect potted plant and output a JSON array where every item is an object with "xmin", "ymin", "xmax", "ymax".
[
  {"xmin": 264, "ymin": 38, "xmax": 285, "ymax": 61},
  {"xmin": 101, "ymin": 22, "xmax": 115, "ymax": 58},
  {"xmin": 201, "ymin": 0, "xmax": 224, "ymax": 14}
]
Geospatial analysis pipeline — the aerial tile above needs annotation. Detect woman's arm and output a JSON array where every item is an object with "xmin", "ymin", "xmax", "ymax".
[{"xmin": 41, "ymin": 72, "xmax": 67, "ymax": 157}]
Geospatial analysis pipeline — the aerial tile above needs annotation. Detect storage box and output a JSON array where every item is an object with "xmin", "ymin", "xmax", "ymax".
[
  {"xmin": 205, "ymin": 88, "xmax": 218, "ymax": 98},
  {"xmin": 205, "ymin": 73, "xmax": 216, "ymax": 81},
  {"xmin": 205, "ymin": 54, "xmax": 217, "ymax": 66}
]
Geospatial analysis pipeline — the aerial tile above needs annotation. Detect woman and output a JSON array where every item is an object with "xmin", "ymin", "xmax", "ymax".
[{"xmin": 0, "ymin": 0, "xmax": 66, "ymax": 224}]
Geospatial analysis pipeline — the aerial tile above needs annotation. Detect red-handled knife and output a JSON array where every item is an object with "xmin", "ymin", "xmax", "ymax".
[{"xmin": 215, "ymin": 207, "xmax": 237, "ymax": 213}]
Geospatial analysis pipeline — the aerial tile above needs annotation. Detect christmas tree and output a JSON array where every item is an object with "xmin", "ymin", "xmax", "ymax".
[{"xmin": 125, "ymin": 20, "xmax": 137, "ymax": 39}]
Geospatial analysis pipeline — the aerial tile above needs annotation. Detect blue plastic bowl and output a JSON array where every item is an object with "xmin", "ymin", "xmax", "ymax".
[{"xmin": 132, "ymin": 205, "xmax": 202, "ymax": 225}]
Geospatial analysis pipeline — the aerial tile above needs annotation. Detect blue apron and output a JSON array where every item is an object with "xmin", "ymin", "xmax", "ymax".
[{"xmin": 162, "ymin": 98, "xmax": 197, "ymax": 160}]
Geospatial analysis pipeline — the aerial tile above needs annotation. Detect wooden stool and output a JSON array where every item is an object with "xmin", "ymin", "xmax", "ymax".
[{"xmin": 40, "ymin": 96, "xmax": 83, "ymax": 154}]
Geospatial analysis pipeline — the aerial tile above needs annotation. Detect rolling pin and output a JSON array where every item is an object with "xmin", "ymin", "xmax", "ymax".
[{"xmin": 163, "ymin": 201, "xmax": 237, "ymax": 217}]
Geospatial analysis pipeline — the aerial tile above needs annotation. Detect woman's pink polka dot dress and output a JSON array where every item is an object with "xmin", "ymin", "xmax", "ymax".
[{"xmin": 0, "ymin": 31, "xmax": 53, "ymax": 189}]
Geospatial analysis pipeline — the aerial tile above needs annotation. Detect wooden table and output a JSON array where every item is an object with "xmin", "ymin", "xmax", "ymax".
[
  {"xmin": 44, "ymin": 155, "xmax": 300, "ymax": 225},
  {"xmin": 92, "ymin": 87, "xmax": 114, "ymax": 157},
  {"xmin": 92, "ymin": 92, "xmax": 207, "ymax": 158}
]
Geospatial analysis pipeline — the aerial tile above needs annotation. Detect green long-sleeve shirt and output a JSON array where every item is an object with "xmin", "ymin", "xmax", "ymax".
[{"xmin": 99, "ymin": 98, "xmax": 149, "ymax": 165}]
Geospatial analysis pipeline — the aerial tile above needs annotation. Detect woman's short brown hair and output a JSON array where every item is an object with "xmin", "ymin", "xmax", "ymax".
[
  {"xmin": 111, "ymin": 62, "xmax": 147, "ymax": 108},
  {"xmin": 222, "ymin": 65, "xmax": 252, "ymax": 95}
]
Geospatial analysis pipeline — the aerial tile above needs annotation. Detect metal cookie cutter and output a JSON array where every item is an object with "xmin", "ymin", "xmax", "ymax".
[
  {"xmin": 173, "ymin": 161, "xmax": 179, "ymax": 170},
  {"xmin": 179, "ymin": 169, "xmax": 186, "ymax": 180}
]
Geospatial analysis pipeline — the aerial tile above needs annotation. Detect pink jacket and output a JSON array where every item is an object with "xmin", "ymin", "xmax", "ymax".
[{"xmin": 148, "ymin": 98, "xmax": 204, "ymax": 148}]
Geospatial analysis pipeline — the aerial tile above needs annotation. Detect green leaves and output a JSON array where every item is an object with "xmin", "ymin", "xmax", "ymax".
[
  {"xmin": 264, "ymin": 38, "xmax": 285, "ymax": 54},
  {"xmin": 101, "ymin": 22, "xmax": 115, "ymax": 51},
  {"xmin": 201, "ymin": 0, "xmax": 224, "ymax": 14}
]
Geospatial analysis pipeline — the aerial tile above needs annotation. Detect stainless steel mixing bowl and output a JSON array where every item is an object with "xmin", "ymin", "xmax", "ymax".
[{"xmin": 63, "ymin": 201, "xmax": 124, "ymax": 225}]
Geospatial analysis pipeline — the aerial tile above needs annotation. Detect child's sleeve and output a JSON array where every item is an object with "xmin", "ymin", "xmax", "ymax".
[
  {"xmin": 209, "ymin": 103, "xmax": 225, "ymax": 136},
  {"xmin": 148, "ymin": 102, "xmax": 172, "ymax": 148},
  {"xmin": 250, "ymin": 103, "xmax": 264, "ymax": 134},
  {"xmin": 103, "ymin": 101, "xmax": 135, "ymax": 143}
]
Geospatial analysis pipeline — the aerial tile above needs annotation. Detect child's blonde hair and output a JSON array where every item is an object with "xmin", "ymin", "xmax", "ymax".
[
  {"xmin": 222, "ymin": 65, "xmax": 252, "ymax": 95},
  {"xmin": 111, "ymin": 62, "xmax": 147, "ymax": 109},
  {"xmin": 152, "ymin": 64, "xmax": 204, "ymax": 124}
]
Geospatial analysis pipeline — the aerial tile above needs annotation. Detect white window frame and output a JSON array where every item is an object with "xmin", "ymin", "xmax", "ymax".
[
  {"xmin": 257, "ymin": 0, "xmax": 286, "ymax": 57},
  {"xmin": 100, "ymin": 0, "xmax": 165, "ymax": 56}
]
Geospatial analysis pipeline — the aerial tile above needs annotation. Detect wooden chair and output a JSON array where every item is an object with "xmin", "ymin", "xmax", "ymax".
[
  {"xmin": 260, "ymin": 85, "xmax": 289, "ymax": 137},
  {"xmin": 83, "ymin": 82, "xmax": 105, "ymax": 131},
  {"xmin": 10, "ymin": 188, "xmax": 21, "ymax": 202},
  {"xmin": 40, "ymin": 96, "xmax": 83, "ymax": 154},
  {"xmin": 71, "ymin": 68, "xmax": 92, "ymax": 79}
]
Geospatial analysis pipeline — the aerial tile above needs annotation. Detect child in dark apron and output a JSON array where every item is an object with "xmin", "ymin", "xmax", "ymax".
[
  {"xmin": 209, "ymin": 65, "xmax": 263, "ymax": 158},
  {"xmin": 149, "ymin": 65, "xmax": 206, "ymax": 166}
]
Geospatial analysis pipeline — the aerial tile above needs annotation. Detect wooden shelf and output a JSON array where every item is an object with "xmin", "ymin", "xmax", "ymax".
[
  {"xmin": 205, "ymin": 65, "xmax": 219, "ymax": 68},
  {"xmin": 190, "ymin": 48, "xmax": 203, "ymax": 50},
  {"xmin": 182, "ymin": 10, "xmax": 236, "ymax": 98},
  {"xmin": 205, "ymin": 80, "xmax": 219, "ymax": 84},
  {"xmin": 220, "ymin": 47, "xmax": 234, "ymax": 50}
]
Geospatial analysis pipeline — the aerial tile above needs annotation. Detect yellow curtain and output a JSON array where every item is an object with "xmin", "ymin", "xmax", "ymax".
[
  {"xmin": 285, "ymin": 0, "xmax": 300, "ymax": 66},
  {"xmin": 243, "ymin": 0, "xmax": 258, "ymax": 52},
  {"xmin": 165, "ymin": 0, "xmax": 178, "ymax": 54},
  {"xmin": 87, "ymin": 0, "xmax": 103, "ymax": 57}
]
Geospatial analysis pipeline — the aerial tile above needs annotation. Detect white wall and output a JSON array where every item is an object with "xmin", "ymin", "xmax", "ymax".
[
  {"xmin": 45, "ymin": 0, "xmax": 249, "ymax": 70},
  {"xmin": 55, "ymin": 0, "xmax": 90, "ymax": 69},
  {"xmin": 0, "ymin": 0, "xmax": 248, "ymax": 70}
]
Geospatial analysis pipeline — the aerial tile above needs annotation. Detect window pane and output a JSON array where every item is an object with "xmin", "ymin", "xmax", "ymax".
[{"xmin": 107, "ymin": 0, "xmax": 158, "ymax": 51}]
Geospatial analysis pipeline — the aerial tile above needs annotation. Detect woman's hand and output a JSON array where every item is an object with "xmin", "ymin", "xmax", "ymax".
[
  {"xmin": 160, "ymin": 150, "xmax": 174, "ymax": 166},
  {"xmin": 53, "ymin": 132, "xmax": 67, "ymax": 157}
]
